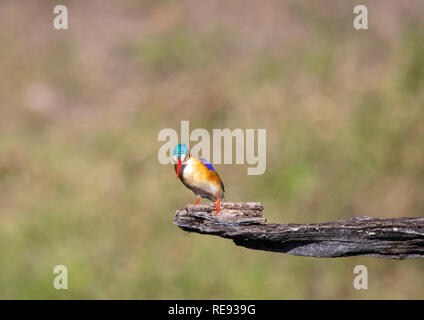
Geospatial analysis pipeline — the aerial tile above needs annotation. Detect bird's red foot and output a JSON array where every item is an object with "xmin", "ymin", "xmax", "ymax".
[
  {"xmin": 215, "ymin": 195, "xmax": 220, "ymax": 215},
  {"xmin": 195, "ymin": 197, "xmax": 200, "ymax": 205}
]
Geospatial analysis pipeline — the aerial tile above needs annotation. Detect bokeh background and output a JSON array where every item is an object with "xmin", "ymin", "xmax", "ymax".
[{"xmin": 0, "ymin": 0, "xmax": 423, "ymax": 299}]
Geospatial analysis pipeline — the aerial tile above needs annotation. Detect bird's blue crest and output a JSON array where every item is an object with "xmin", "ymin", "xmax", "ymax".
[{"xmin": 172, "ymin": 144, "xmax": 189, "ymax": 158}]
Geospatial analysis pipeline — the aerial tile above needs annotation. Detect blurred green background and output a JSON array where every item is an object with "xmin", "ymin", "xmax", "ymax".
[{"xmin": 0, "ymin": 0, "xmax": 423, "ymax": 299}]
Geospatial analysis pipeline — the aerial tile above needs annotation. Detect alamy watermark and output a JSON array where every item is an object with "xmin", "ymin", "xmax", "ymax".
[
  {"xmin": 53, "ymin": 5, "xmax": 69, "ymax": 30},
  {"xmin": 53, "ymin": 265, "xmax": 68, "ymax": 290},
  {"xmin": 353, "ymin": 265, "xmax": 368, "ymax": 290},
  {"xmin": 158, "ymin": 121, "xmax": 266, "ymax": 175},
  {"xmin": 353, "ymin": 5, "xmax": 368, "ymax": 30},
  {"xmin": 52, "ymin": 4, "xmax": 367, "ymax": 32}
]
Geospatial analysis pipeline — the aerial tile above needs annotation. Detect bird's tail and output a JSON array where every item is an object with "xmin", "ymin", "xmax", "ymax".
[{"xmin": 220, "ymin": 193, "xmax": 226, "ymax": 202}]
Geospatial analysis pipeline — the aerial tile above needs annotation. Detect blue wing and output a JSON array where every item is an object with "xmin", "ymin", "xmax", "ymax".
[{"xmin": 199, "ymin": 158, "xmax": 216, "ymax": 172}]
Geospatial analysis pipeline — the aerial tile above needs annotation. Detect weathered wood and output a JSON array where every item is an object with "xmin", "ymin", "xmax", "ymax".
[{"xmin": 173, "ymin": 202, "xmax": 424, "ymax": 259}]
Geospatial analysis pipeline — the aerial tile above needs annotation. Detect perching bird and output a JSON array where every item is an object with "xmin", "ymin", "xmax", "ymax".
[{"xmin": 172, "ymin": 144, "xmax": 225, "ymax": 214}]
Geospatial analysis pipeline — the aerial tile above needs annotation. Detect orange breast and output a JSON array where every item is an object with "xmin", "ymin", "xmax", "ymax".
[{"xmin": 182, "ymin": 157, "xmax": 225, "ymax": 197}]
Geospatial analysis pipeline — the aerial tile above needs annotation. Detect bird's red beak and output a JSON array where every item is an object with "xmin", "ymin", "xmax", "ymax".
[{"xmin": 176, "ymin": 158, "xmax": 182, "ymax": 179}]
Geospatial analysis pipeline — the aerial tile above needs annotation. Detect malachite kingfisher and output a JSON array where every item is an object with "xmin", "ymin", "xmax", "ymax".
[{"xmin": 172, "ymin": 144, "xmax": 225, "ymax": 215}]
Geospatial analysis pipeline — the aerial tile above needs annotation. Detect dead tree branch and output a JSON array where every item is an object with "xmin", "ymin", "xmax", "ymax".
[{"xmin": 173, "ymin": 202, "xmax": 424, "ymax": 259}]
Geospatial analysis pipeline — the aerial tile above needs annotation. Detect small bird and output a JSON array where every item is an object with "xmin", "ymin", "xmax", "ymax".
[{"xmin": 172, "ymin": 144, "xmax": 225, "ymax": 214}]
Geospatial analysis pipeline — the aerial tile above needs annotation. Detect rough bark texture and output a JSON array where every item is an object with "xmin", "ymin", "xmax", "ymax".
[{"xmin": 173, "ymin": 202, "xmax": 424, "ymax": 259}]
